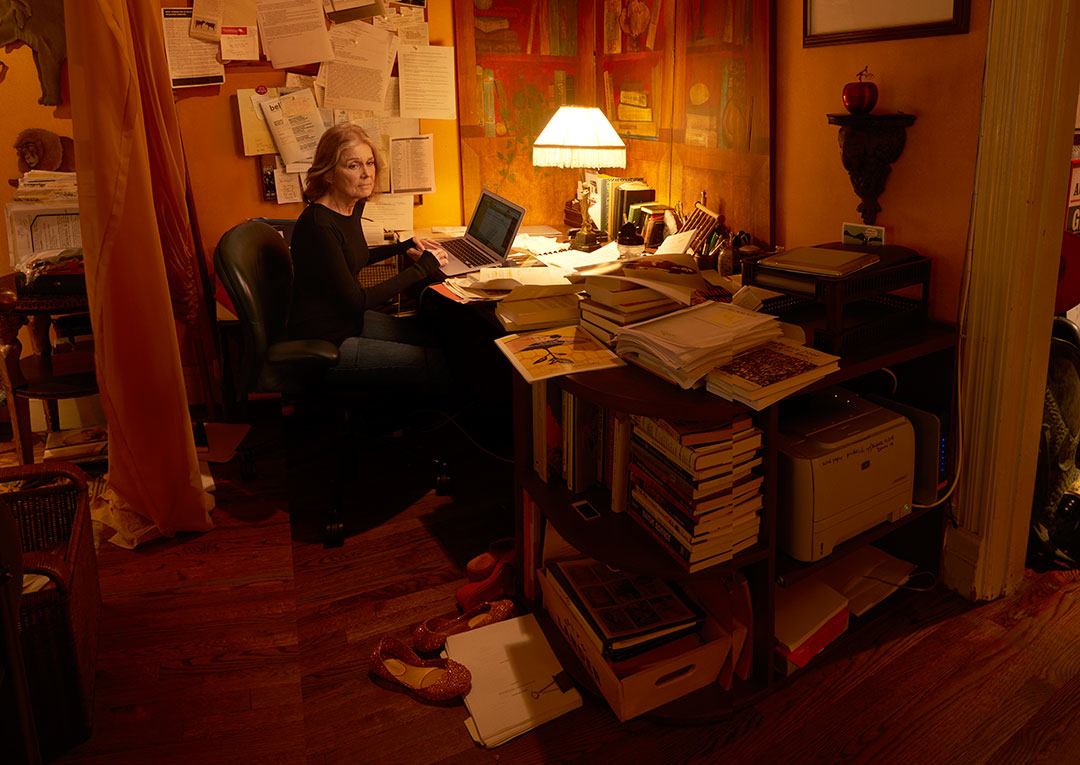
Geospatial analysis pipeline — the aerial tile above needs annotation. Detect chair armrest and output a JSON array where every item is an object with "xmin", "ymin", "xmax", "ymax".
[
  {"xmin": 267, "ymin": 339, "xmax": 340, "ymax": 367},
  {"xmin": 22, "ymin": 550, "xmax": 71, "ymax": 597}
]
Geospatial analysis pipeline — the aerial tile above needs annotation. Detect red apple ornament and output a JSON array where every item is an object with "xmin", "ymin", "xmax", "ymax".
[{"xmin": 843, "ymin": 66, "xmax": 878, "ymax": 115}]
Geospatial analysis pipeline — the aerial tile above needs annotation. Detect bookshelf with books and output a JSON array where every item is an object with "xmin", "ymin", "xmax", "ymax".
[{"xmin": 512, "ymin": 321, "xmax": 959, "ymax": 722}]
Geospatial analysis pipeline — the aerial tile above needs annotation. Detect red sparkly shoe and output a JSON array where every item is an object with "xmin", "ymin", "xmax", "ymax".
[
  {"xmin": 465, "ymin": 538, "xmax": 517, "ymax": 582},
  {"xmin": 413, "ymin": 599, "xmax": 515, "ymax": 653},
  {"xmin": 456, "ymin": 556, "xmax": 516, "ymax": 613},
  {"xmin": 369, "ymin": 636, "xmax": 471, "ymax": 702}
]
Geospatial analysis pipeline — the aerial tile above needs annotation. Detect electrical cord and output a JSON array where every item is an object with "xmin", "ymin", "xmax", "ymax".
[
  {"xmin": 860, "ymin": 570, "xmax": 938, "ymax": 593},
  {"xmin": 414, "ymin": 408, "xmax": 514, "ymax": 464}
]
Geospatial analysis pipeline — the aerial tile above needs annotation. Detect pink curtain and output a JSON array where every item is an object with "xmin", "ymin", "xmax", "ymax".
[{"xmin": 65, "ymin": 0, "xmax": 213, "ymax": 543}]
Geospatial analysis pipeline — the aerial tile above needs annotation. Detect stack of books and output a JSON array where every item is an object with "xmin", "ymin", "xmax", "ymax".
[
  {"xmin": 579, "ymin": 274, "xmax": 679, "ymax": 347},
  {"xmin": 705, "ymin": 338, "xmax": 841, "ymax": 410},
  {"xmin": 615, "ymin": 302, "xmax": 783, "ymax": 389},
  {"xmin": 624, "ymin": 414, "xmax": 765, "ymax": 572},
  {"xmin": 543, "ymin": 556, "xmax": 706, "ymax": 661}
]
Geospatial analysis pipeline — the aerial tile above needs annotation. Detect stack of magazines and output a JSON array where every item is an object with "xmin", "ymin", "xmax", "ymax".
[
  {"xmin": 615, "ymin": 302, "xmax": 783, "ymax": 389},
  {"xmin": 705, "ymin": 338, "xmax": 841, "ymax": 409}
]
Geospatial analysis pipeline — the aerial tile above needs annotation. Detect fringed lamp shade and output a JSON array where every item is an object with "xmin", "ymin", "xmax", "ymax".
[{"xmin": 532, "ymin": 106, "xmax": 627, "ymax": 169}]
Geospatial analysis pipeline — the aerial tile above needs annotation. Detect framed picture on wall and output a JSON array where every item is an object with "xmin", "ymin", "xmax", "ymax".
[{"xmin": 803, "ymin": 0, "xmax": 970, "ymax": 47}]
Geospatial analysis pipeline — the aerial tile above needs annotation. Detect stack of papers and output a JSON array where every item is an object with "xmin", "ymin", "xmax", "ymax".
[
  {"xmin": 615, "ymin": 302, "xmax": 783, "ymax": 389},
  {"xmin": 13, "ymin": 170, "xmax": 78, "ymax": 203},
  {"xmin": 443, "ymin": 614, "xmax": 582, "ymax": 748},
  {"xmin": 705, "ymin": 338, "xmax": 841, "ymax": 410},
  {"xmin": 442, "ymin": 266, "xmax": 580, "ymax": 303}
]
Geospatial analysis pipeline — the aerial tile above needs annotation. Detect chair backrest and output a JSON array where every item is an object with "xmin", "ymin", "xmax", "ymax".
[{"xmin": 214, "ymin": 221, "xmax": 295, "ymax": 395}]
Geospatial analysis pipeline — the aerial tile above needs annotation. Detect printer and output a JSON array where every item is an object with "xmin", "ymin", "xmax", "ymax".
[{"xmin": 777, "ymin": 388, "xmax": 915, "ymax": 562}]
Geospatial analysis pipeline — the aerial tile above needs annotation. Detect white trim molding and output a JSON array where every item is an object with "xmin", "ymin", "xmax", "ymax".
[{"xmin": 944, "ymin": 0, "xmax": 1080, "ymax": 600}]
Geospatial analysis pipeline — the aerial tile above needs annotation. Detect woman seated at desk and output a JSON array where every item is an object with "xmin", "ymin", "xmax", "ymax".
[{"xmin": 289, "ymin": 124, "xmax": 449, "ymax": 392}]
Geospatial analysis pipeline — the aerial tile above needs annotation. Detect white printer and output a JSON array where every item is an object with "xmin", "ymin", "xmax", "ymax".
[{"xmin": 777, "ymin": 388, "xmax": 915, "ymax": 562}]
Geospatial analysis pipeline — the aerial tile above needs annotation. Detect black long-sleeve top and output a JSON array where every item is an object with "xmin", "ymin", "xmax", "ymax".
[{"xmin": 287, "ymin": 201, "xmax": 439, "ymax": 345}]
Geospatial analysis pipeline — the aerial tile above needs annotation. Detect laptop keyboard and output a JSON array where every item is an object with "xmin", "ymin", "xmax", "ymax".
[{"xmin": 442, "ymin": 238, "xmax": 497, "ymax": 268}]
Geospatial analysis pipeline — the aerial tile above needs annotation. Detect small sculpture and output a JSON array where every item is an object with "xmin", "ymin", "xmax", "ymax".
[
  {"xmin": 9, "ymin": 126, "xmax": 75, "ymax": 187},
  {"xmin": 620, "ymin": 0, "xmax": 651, "ymax": 47},
  {"xmin": 0, "ymin": 0, "xmax": 67, "ymax": 106}
]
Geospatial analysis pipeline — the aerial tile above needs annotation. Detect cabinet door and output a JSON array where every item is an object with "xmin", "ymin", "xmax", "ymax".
[{"xmin": 453, "ymin": 0, "xmax": 598, "ymax": 226}]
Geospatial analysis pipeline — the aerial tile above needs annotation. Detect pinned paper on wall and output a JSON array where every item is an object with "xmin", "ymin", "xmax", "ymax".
[
  {"xmin": 398, "ymin": 45, "xmax": 457, "ymax": 120},
  {"xmin": 390, "ymin": 134, "xmax": 435, "ymax": 195},
  {"xmin": 220, "ymin": 0, "xmax": 259, "ymax": 60},
  {"xmin": 255, "ymin": 0, "xmax": 333, "ymax": 69},
  {"xmin": 162, "ymin": 8, "xmax": 225, "ymax": 89}
]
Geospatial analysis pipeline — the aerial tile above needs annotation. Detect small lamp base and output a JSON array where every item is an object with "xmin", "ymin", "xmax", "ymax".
[{"xmin": 569, "ymin": 228, "xmax": 608, "ymax": 252}]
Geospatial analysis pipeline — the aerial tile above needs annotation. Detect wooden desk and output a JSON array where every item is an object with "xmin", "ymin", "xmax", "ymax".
[{"xmin": 0, "ymin": 273, "xmax": 96, "ymax": 464}]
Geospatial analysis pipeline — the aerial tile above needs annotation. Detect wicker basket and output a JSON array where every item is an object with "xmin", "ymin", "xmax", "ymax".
[{"xmin": 3, "ymin": 462, "xmax": 100, "ymax": 758}]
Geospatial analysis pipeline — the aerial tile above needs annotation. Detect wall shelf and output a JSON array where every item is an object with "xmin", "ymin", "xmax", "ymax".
[{"xmin": 826, "ymin": 112, "xmax": 917, "ymax": 225}]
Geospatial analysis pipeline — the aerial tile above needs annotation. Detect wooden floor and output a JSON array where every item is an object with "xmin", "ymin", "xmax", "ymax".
[{"xmin": 17, "ymin": 410, "xmax": 1080, "ymax": 764}]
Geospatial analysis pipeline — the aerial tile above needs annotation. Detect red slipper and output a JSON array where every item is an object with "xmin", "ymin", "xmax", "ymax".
[
  {"xmin": 456, "ymin": 556, "xmax": 516, "ymax": 613},
  {"xmin": 465, "ymin": 538, "xmax": 516, "ymax": 583}
]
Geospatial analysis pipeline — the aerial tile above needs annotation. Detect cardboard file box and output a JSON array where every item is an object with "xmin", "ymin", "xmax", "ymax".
[{"xmin": 539, "ymin": 569, "xmax": 730, "ymax": 721}]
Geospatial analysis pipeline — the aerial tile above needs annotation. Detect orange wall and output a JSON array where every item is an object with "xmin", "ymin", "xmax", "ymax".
[
  {"xmin": 179, "ymin": 0, "xmax": 464, "ymax": 263},
  {"xmin": 0, "ymin": 45, "xmax": 73, "ymax": 278},
  {"xmin": 775, "ymin": 0, "xmax": 990, "ymax": 323}
]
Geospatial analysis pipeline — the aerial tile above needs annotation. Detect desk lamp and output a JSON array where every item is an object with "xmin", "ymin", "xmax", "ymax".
[{"xmin": 532, "ymin": 106, "xmax": 626, "ymax": 251}]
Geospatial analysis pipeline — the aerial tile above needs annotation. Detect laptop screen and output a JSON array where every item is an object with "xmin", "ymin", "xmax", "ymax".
[{"xmin": 467, "ymin": 192, "xmax": 523, "ymax": 255}]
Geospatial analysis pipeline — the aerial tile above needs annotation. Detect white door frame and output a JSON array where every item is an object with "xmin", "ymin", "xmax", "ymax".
[{"xmin": 943, "ymin": 0, "xmax": 1080, "ymax": 600}]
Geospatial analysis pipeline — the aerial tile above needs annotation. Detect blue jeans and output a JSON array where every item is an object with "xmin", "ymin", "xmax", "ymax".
[{"xmin": 326, "ymin": 311, "xmax": 447, "ymax": 397}]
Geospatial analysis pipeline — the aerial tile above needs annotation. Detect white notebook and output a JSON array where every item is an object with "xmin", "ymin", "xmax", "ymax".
[{"xmin": 758, "ymin": 246, "xmax": 880, "ymax": 277}]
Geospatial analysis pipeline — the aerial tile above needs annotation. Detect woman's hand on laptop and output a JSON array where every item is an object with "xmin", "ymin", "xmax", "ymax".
[{"xmin": 408, "ymin": 237, "xmax": 449, "ymax": 268}]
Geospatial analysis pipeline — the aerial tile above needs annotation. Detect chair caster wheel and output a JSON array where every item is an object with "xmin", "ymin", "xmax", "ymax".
[
  {"xmin": 240, "ymin": 450, "xmax": 256, "ymax": 481},
  {"xmin": 324, "ymin": 519, "xmax": 345, "ymax": 548}
]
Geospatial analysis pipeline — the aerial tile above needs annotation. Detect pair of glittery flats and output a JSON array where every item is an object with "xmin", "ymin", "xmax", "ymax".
[{"xmin": 368, "ymin": 599, "xmax": 514, "ymax": 702}]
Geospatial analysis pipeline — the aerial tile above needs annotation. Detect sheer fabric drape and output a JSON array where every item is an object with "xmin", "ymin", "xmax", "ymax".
[{"xmin": 65, "ymin": 0, "xmax": 214, "ymax": 544}]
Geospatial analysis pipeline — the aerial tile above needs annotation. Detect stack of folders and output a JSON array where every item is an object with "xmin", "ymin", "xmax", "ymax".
[
  {"xmin": 625, "ymin": 414, "xmax": 765, "ymax": 572},
  {"xmin": 705, "ymin": 338, "xmax": 842, "ymax": 410},
  {"xmin": 774, "ymin": 546, "xmax": 916, "ymax": 675},
  {"xmin": 544, "ymin": 557, "xmax": 706, "ymax": 664},
  {"xmin": 615, "ymin": 302, "xmax": 783, "ymax": 389},
  {"xmin": 443, "ymin": 614, "xmax": 582, "ymax": 748},
  {"xmin": 579, "ymin": 275, "xmax": 679, "ymax": 347}
]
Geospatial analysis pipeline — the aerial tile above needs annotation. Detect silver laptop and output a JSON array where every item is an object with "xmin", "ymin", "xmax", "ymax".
[{"xmin": 437, "ymin": 189, "xmax": 526, "ymax": 277}]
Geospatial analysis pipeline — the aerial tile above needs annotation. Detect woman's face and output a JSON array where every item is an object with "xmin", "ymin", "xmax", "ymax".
[{"xmin": 331, "ymin": 140, "xmax": 376, "ymax": 201}]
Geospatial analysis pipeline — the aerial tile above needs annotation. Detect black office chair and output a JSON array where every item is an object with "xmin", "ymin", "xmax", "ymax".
[{"xmin": 214, "ymin": 221, "xmax": 449, "ymax": 546}]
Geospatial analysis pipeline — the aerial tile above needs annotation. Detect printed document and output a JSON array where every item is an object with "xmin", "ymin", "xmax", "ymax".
[
  {"xmin": 260, "ymin": 89, "xmax": 326, "ymax": 174},
  {"xmin": 162, "ymin": 8, "xmax": 225, "ymax": 89},
  {"xmin": 398, "ymin": 45, "xmax": 457, "ymax": 120},
  {"xmin": 220, "ymin": 0, "xmax": 259, "ymax": 60},
  {"xmin": 323, "ymin": 20, "xmax": 393, "ymax": 112},
  {"xmin": 189, "ymin": 0, "xmax": 224, "ymax": 42},
  {"xmin": 362, "ymin": 194, "xmax": 414, "ymax": 234},
  {"xmin": 255, "ymin": 0, "xmax": 333, "ymax": 69},
  {"xmin": 390, "ymin": 135, "xmax": 435, "ymax": 194},
  {"xmin": 444, "ymin": 615, "xmax": 581, "ymax": 748}
]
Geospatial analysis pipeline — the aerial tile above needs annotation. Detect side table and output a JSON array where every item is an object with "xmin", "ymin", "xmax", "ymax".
[{"xmin": 0, "ymin": 273, "xmax": 97, "ymax": 464}]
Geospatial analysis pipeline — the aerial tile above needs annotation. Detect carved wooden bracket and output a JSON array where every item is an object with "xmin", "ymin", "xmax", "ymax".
[{"xmin": 827, "ymin": 113, "xmax": 916, "ymax": 224}]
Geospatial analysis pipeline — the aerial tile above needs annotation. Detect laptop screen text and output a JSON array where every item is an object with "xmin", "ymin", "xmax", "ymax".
[{"xmin": 467, "ymin": 195, "xmax": 521, "ymax": 255}]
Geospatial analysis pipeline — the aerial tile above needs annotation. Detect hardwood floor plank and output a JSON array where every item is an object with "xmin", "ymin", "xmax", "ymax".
[{"xmin": 44, "ymin": 415, "xmax": 1080, "ymax": 765}]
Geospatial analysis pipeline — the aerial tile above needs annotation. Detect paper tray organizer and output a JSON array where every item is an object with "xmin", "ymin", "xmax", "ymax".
[
  {"xmin": 539, "ymin": 569, "xmax": 731, "ymax": 722},
  {"xmin": 742, "ymin": 247, "xmax": 931, "ymax": 355}
]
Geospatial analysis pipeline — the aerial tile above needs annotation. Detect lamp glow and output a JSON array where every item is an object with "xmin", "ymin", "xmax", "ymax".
[{"xmin": 532, "ymin": 106, "xmax": 626, "ymax": 250}]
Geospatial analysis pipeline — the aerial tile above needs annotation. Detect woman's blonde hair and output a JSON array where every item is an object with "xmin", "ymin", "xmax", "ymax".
[{"xmin": 303, "ymin": 124, "xmax": 385, "ymax": 203}]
